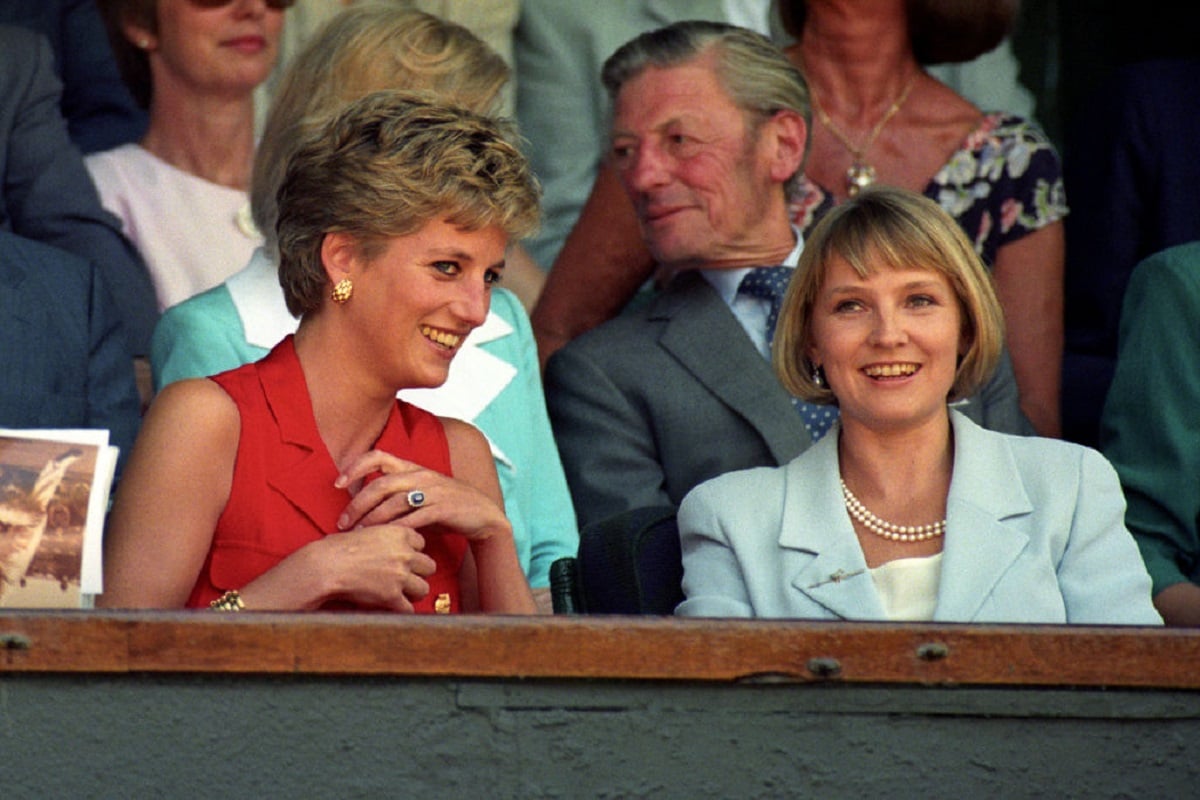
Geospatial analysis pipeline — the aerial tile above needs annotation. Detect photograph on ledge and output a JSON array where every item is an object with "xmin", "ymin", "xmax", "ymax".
[{"xmin": 0, "ymin": 430, "xmax": 116, "ymax": 608}]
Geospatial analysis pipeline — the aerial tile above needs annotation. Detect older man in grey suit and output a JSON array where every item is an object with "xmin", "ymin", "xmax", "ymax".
[{"xmin": 545, "ymin": 21, "xmax": 1031, "ymax": 530}]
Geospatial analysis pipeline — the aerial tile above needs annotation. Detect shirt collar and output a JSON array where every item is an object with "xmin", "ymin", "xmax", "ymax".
[{"xmin": 700, "ymin": 227, "xmax": 804, "ymax": 305}]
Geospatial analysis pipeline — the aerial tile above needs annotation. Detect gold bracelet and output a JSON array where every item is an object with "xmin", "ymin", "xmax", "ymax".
[{"xmin": 210, "ymin": 590, "xmax": 245, "ymax": 612}]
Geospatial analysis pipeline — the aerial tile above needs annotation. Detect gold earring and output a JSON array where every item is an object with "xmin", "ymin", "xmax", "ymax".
[
  {"xmin": 138, "ymin": 38, "xmax": 150, "ymax": 49},
  {"xmin": 331, "ymin": 278, "xmax": 353, "ymax": 304}
]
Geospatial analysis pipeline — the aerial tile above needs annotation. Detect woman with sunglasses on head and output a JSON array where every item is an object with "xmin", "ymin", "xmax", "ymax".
[{"xmin": 88, "ymin": 0, "xmax": 291, "ymax": 315}]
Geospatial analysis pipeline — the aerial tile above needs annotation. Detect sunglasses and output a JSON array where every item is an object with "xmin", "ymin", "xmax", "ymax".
[{"xmin": 186, "ymin": 0, "xmax": 296, "ymax": 9}]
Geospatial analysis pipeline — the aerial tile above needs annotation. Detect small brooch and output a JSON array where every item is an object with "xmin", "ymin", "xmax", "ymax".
[{"xmin": 806, "ymin": 568, "xmax": 865, "ymax": 590}]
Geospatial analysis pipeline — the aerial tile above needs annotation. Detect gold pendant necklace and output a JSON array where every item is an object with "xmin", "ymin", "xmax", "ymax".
[{"xmin": 810, "ymin": 73, "xmax": 918, "ymax": 197}]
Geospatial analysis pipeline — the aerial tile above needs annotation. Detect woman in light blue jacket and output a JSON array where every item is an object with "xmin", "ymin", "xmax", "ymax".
[
  {"xmin": 677, "ymin": 187, "xmax": 1159, "ymax": 624},
  {"xmin": 150, "ymin": 6, "xmax": 576, "ymax": 610}
]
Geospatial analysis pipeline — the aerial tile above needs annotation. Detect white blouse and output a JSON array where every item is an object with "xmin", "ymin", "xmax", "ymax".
[
  {"xmin": 869, "ymin": 552, "xmax": 944, "ymax": 621},
  {"xmin": 86, "ymin": 144, "xmax": 261, "ymax": 311}
]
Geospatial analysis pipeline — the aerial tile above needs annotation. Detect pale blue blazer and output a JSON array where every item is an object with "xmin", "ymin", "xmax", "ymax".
[{"xmin": 677, "ymin": 410, "xmax": 1161, "ymax": 624}]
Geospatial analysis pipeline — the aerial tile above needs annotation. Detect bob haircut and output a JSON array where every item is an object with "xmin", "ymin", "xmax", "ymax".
[
  {"xmin": 773, "ymin": 186, "xmax": 1004, "ymax": 404},
  {"xmin": 780, "ymin": 0, "xmax": 1020, "ymax": 66},
  {"xmin": 274, "ymin": 90, "xmax": 540, "ymax": 317},
  {"xmin": 252, "ymin": 3, "xmax": 509, "ymax": 252},
  {"xmin": 600, "ymin": 19, "xmax": 811, "ymax": 196}
]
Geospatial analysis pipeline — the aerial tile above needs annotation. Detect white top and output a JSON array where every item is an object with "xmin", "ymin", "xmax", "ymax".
[
  {"xmin": 869, "ymin": 553, "xmax": 944, "ymax": 621},
  {"xmin": 85, "ymin": 144, "xmax": 262, "ymax": 311}
]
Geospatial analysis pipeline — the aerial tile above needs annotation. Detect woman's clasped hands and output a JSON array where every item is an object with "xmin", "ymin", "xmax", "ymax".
[
  {"xmin": 334, "ymin": 449, "xmax": 511, "ymax": 542},
  {"xmin": 306, "ymin": 449, "xmax": 512, "ymax": 612}
]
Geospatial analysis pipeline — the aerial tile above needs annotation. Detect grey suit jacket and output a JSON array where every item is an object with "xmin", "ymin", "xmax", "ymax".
[
  {"xmin": 0, "ymin": 231, "xmax": 141, "ymax": 478},
  {"xmin": 676, "ymin": 410, "xmax": 1161, "ymax": 624},
  {"xmin": 0, "ymin": 24, "xmax": 157, "ymax": 354},
  {"xmin": 545, "ymin": 271, "xmax": 1031, "ymax": 529}
]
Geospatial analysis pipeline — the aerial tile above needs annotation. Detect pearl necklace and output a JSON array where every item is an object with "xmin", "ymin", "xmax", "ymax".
[
  {"xmin": 840, "ymin": 479, "xmax": 945, "ymax": 543},
  {"xmin": 810, "ymin": 73, "xmax": 918, "ymax": 197}
]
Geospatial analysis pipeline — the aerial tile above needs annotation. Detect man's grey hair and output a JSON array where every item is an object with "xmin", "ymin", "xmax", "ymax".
[{"xmin": 601, "ymin": 20, "xmax": 811, "ymax": 193}]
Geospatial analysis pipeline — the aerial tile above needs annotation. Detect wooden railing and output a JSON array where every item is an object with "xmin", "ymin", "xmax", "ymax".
[{"xmin": 2, "ymin": 611, "xmax": 1197, "ymax": 688}]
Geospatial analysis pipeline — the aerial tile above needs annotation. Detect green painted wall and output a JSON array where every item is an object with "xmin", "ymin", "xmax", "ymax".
[{"xmin": 3, "ymin": 675, "xmax": 1198, "ymax": 798}]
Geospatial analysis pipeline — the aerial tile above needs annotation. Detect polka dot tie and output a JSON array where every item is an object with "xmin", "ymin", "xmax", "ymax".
[{"xmin": 738, "ymin": 266, "xmax": 838, "ymax": 441}]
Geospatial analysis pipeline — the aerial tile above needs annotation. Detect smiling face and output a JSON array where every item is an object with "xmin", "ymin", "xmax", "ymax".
[
  {"xmin": 608, "ymin": 56, "xmax": 788, "ymax": 270},
  {"xmin": 331, "ymin": 218, "xmax": 508, "ymax": 392},
  {"xmin": 807, "ymin": 255, "xmax": 966, "ymax": 434},
  {"xmin": 134, "ymin": 0, "xmax": 284, "ymax": 98}
]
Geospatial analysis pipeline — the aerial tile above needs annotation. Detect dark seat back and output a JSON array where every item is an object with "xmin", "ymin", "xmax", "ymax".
[{"xmin": 550, "ymin": 506, "xmax": 683, "ymax": 615}]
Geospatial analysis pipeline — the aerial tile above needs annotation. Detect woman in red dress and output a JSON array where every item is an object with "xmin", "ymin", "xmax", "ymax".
[{"xmin": 99, "ymin": 92, "xmax": 540, "ymax": 614}]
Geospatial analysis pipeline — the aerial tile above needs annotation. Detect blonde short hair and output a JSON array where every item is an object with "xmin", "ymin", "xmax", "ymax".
[
  {"xmin": 773, "ymin": 186, "xmax": 1004, "ymax": 403},
  {"xmin": 252, "ymin": 2, "xmax": 510, "ymax": 252},
  {"xmin": 275, "ymin": 91, "xmax": 540, "ymax": 317}
]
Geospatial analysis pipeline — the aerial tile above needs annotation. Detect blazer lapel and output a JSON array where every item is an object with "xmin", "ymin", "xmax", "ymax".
[
  {"xmin": 934, "ymin": 412, "xmax": 1034, "ymax": 621},
  {"xmin": 258, "ymin": 340, "xmax": 349, "ymax": 533},
  {"xmin": 655, "ymin": 273, "xmax": 811, "ymax": 465},
  {"xmin": 779, "ymin": 432, "xmax": 887, "ymax": 619}
]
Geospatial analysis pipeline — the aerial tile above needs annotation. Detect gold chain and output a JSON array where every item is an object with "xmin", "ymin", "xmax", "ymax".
[{"xmin": 810, "ymin": 73, "xmax": 919, "ymax": 195}]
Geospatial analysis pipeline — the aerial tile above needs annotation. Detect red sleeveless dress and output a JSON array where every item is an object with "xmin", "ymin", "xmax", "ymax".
[{"xmin": 186, "ymin": 336, "xmax": 468, "ymax": 612}]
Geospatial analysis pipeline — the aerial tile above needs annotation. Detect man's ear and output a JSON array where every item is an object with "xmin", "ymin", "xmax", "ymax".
[
  {"xmin": 764, "ymin": 109, "xmax": 808, "ymax": 186},
  {"xmin": 320, "ymin": 231, "xmax": 359, "ymax": 284}
]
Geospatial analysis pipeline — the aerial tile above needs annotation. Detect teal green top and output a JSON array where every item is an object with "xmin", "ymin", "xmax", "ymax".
[
  {"xmin": 1100, "ymin": 242, "xmax": 1200, "ymax": 596},
  {"xmin": 151, "ymin": 258, "xmax": 578, "ymax": 588}
]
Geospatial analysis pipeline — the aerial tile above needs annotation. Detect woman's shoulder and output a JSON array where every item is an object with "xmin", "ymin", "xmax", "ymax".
[
  {"xmin": 145, "ymin": 376, "xmax": 240, "ymax": 435},
  {"xmin": 959, "ymin": 413, "xmax": 1112, "ymax": 479},
  {"xmin": 85, "ymin": 143, "xmax": 246, "ymax": 198},
  {"xmin": 157, "ymin": 281, "xmax": 237, "ymax": 327},
  {"xmin": 1006, "ymin": 431, "xmax": 1104, "ymax": 466},
  {"xmin": 934, "ymin": 111, "xmax": 1066, "ymax": 245},
  {"xmin": 440, "ymin": 416, "xmax": 489, "ymax": 453},
  {"xmin": 438, "ymin": 416, "xmax": 499, "ymax": 493},
  {"xmin": 682, "ymin": 462, "xmax": 792, "ymax": 511},
  {"xmin": 84, "ymin": 143, "xmax": 149, "ymax": 176},
  {"xmin": 83, "ymin": 145, "xmax": 170, "ymax": 213},
  {"xmin": 960, "ymin": 112, "xmax": 1059, "ymax": 156}
]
